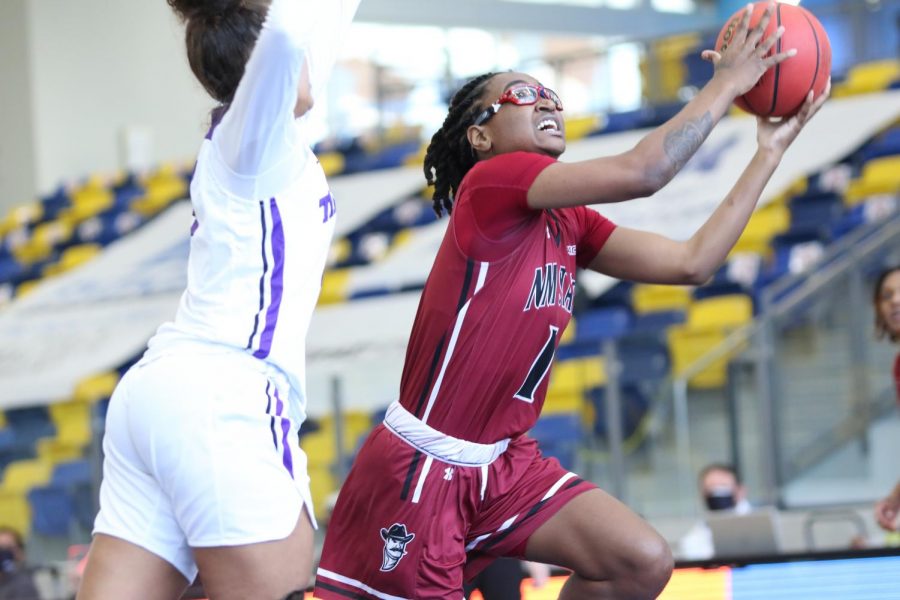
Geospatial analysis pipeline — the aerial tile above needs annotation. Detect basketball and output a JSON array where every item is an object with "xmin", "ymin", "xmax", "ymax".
[{"xmin": 716, "ymin": 1, "xmax": 831, "ymax": 117}]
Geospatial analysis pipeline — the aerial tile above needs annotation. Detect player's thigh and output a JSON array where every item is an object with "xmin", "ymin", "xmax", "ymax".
[
  {"xmin": 193, "ymin": 508, "xmax": 314, "ymax": 600},
  {"xmin": 524, "ymin": 488, "xmax": 672, "ymax": 581},
  {"xmin": 77, "ymin": 534, "xmax": 189, "ymax": 600}
]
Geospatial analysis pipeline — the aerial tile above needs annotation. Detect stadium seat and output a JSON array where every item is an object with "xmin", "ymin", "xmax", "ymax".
[
  {"xmin": 73, "ymin": 371, "xmax": 119, "ymax": 405},
  {"xmin": 788, "ymin": 191, "xmax": 844, "ymax": 232},
  {"xmin": 4, "ymin": 407, "xmax": 55, "ymax": 449},
  {"xmin": 844, "ymin": 156, "xmax": 900, "ymax": 205},
  {"xmin": 35, "ymin": 438, "xmax": 84, "ymax": 463},
  {"xmin": 588, "ymin": 384, "xmax": 650, "ymax": 444},
  {"xmin": 667, "ymin": 325, "xmax": 731, "ymax": 388},
  {"xmin": 687, "ymin": 294, "xmax": 753, "ymax": 331},
  {"xmin": 64, "ymin": 178, "xmax": 114, "ymax": 224},
  {"xmin": 131, "ymin": 165, "xmax": 189, "ymax": 217},
  {"xmin": 318, "ymin": 269, "xmax": 352, "ymax": 305},
  {"xmin": 855, "ymin": 126, "xmax": 900, "ymax": 164},
  {"xmin": 564, "ymin": 115, "xmax": 601, "ymax": 141},
  {"xmin": 318, "ymin": 151, "xmax": 346, "ymax": 177},
  {"xmin": 832, "ymin": 59, "xmax": 900, "ymax": 97},
  {"xmin": 632, "ymin": 284, "xmax": 692, "ymax": 314},
  {"xmin": 13, "ymin": 219, "xmax": 73, "ymax": 264},
  {"xmin": 529, "ymin": 413, "xmax": 581, "ymax": 470},
  {"xmin": 548, "ymin": 357, "xmax": 606, "ymax": 396},
  {"xmin": 42, "ymin": 243, "xmax": 102, "ymax": 277},
  {"xmin": 630, "ymin": 309, "xmax": 686, "ymax": 335},
  {"xmin": 0, "ymin": 202, "xmax": 44, "ymax": 237},
  {"xmin": 0, "ymin": 491, "xmax": 30, "ymax": 535},
  {"xmin": 731, "ymin": 202, "xmax": 790, "ymax": 256},
  {"xmin": 575, "ymin": 306, "xmax": 633, "ymax": 343},
  {"xmin": 28, "ymin": 486, "xmax": 75, "ymax": 536},
  {"xmin": 1, "ymin": 459, "xmax": 53, "ymax": 493}
]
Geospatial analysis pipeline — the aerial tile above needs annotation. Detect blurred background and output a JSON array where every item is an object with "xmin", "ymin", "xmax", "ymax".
[{"xmin": 0, "ymin": 0, "xmax": 899, "ymax": 598}]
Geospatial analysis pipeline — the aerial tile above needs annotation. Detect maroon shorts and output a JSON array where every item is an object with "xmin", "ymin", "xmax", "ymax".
[{"xmin": 314, "ymin": 424, "xmax": 594, "ymax": 599}]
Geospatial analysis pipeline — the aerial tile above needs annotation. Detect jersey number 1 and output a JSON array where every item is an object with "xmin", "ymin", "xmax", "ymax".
[{"xmin": 514, "ymin": 325, "xmax": 558, "ymax": 403}]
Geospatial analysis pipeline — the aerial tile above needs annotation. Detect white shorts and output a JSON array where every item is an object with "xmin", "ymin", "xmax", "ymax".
[{"xmin": 93, "ymin": 347, "xmax": 316, "ymax": 581}]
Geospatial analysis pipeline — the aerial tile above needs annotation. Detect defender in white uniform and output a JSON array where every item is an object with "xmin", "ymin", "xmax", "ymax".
[{"xmin": 79, "ymin": 1, "xmax": 360, "ymax": 599}]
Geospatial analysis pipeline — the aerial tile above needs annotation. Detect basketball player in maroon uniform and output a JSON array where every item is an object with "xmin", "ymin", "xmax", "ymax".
[{"xmin": 316, "ymin": 5, "xmax": 828, "ymax": 598}]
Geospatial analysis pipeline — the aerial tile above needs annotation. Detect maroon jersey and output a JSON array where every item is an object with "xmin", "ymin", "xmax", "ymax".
[
  {"xmin": 398, "ymin": 151, "xmax": 615, "ymax": 443},
  {"xmin": 894, "ymin": 353, "xmax": 900, "ymax": 403}
]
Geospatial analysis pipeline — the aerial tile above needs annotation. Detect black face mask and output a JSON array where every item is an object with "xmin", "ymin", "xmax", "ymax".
[
  {"xmin": 704, "ymin": 489, "xmax": 736, "ymax": 511},
  {"xmin": 0, "ymin": 548, "xmax": 16, "ymax": 573}
]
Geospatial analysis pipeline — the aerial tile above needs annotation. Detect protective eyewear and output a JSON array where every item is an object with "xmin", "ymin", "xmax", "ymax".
[{"xmin": 473, "ymin": 84, "xmax": 564, "ymax": 126}]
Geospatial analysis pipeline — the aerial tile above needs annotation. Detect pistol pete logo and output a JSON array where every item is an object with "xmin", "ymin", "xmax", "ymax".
[{"xmin": 379, "ymin": 523, "xmax": 416, "ymax": 572}]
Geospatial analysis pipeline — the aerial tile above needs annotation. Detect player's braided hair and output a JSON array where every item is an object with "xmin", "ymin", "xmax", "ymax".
[{"xmin": 423, "ymin": 72, "xmax": 498, "ymax": 217}]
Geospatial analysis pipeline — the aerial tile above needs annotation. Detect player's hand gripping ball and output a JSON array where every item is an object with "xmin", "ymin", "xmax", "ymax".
[{"xmin": 716, "ymin": 1, "xmax": 831, "ymax": 117}]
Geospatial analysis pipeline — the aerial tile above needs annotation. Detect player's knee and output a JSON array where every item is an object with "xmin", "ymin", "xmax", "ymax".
[{"xmin": 629, "ymin": 532, "xmax": 674, "ymax": 597}]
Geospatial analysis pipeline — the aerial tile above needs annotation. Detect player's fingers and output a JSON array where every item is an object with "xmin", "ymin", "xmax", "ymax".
[
  {"xmin": 701, "ymin": 49, "xmax": 721, "ymax": 64},
  {"xmin": 757, "ymin": 25, "xmax": 785, "ymax": 56},
  {"xmin": 748, "ymin": 2, "xmax": 775, "ymax": 47},
  {"xmin": 763, "ymin": 47, "xmax": 797, "ymax": 67},
  {"xmin": 735, "ymin": 3, "xmax": 754, "ymax": 41}
]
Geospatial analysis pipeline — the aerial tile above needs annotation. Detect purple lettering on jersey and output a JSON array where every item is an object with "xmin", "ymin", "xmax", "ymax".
[
  {"xmin": 253, "ymin": 197, "xmax": 285, "ymax": 359},
  {"xmin": 319, "ymin": 192, "xmax": 336, "ymax": 223}
]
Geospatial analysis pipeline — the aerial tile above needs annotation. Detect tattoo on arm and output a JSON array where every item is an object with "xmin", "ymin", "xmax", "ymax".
[{"xmin": 663, "ymin": 111, "xmax": 713, "ymax": 174}]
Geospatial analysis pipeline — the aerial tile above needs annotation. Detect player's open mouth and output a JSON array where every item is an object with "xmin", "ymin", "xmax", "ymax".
[{"xmin": 537, "ymin": 117, "xmax": 562, "ymax": 135}]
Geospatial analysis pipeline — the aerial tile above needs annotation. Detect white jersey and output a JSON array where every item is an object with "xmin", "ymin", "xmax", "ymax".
[{"xmin": 146, "ymin": 0, "xmax": 360, "ymax": 408}]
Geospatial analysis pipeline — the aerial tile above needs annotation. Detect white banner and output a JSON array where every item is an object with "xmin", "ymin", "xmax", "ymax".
[{"xmin": 1, "ymin": 91, "xmax": 899, "ymax": 411}]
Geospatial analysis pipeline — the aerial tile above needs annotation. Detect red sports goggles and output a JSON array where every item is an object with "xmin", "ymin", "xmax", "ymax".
[{"xmin": 473, "ymin": 84, "xmax": 564, "ymax": 126}]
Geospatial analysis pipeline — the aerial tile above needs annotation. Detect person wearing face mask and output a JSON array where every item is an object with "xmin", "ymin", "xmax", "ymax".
[
  {"xmin": 0, "ymin": 527, "xmax": 40, "ymax": 600},
  {"xmin": 677, "ymin": 464, "xmax": 752, "ymax": 560}
]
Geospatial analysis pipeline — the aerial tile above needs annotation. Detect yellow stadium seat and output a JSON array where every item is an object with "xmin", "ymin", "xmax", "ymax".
[
  {"xmin": 328, "ymin": 238, "xmax": 352, "ymax": 266},
  {"xmin": 390, "ymin": 229, "xmax": 416, "ymax": 252},
  {"xmin": 731, "ymin": 202, "xmax": 789, "ymax": 256},
  {"xmin": 308, "ymin": 464, "xmax": 338, "ymax": 522},
  {"xmin": 73, "ymin": 371, "xmax": 120, "ymax": 404},
  {"xmin": 0, "ymin": 412, "xmax": 6, "ymax": 428},
  {"xmin": 42, "ymin": 243, "xmax": 102, "ymax": 277},
  {"xmin": 641, "ymin": 33, "xmax": 700, "ymax": 103},
  {"xmin": 564, "ymin": 115, "xmax": 601, "ymax": 141},
  {"xmin": 687, "ymin": 294, "xmax": 753, "ymax": 331},
  {"xmin": 403, "ymin": 143, "xmax": 428, "ymax": 167},
  {"xmin": 301, "ymin": 428, "xmax": 337, "ymax": 468},
  {"xmin": 318, "ymin": 152, "xmax": 346, "ymax": 177},
  {"xmin": 632, "ymin": 284, "xmax": 692, "ymax": 314},
  {"xmin": 844, "ymin": 156, "xmax": 900, "ymax": 205},
  {"xmin": 1, "ymin": 202, "xmax": 44, "ymax": 234},
  {"xmin": 49, "ymin": 401, "xmax": 92, "ymax": 446},
  {"xmin": 667, "ymin": 325, "xmax": 730, "ymax": 388},
  {"xmin": 832, "ymin": 59, "xmax": 900, "ymax": 98},
  {"xmin": 36, "ymin": 438, "xmax": 85, "ymax": 463},
  {"xmin": 132, "ymin": 165, "xmax": 188, "ymax": 217},
  {"xmin": 15, "ymin": 280, "xmax": 40, "ymax": 298},
  {"xmin": 318, "ymin": 269, "xmax": 351, "ymax": 306},
  {"xmin": 559, "ymin": 319, "xmax": 575, "ymax": 346},
  {"xmin": 1, "ymin": 459, "xmax": 52, "ymax": 493},
  {"xmin": 64, "ymin": 178, "xmax": 114, "ymax": 224},
  {"xmin": 13, "ymin": 219, "xmax": 74, "ymax": 264},
  {"xmin": 543, "ymin": 390, "xmax": 583, "ymax": 415},
  {"xmin": 548, "ymin": 357, "xmax": 606, "ymax": 396},
  {"xmin": 0, "ymin": 492, "xmax": 30, "ymax": 536}
]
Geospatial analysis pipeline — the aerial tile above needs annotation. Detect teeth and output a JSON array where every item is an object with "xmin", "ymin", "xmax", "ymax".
[{"xmin": 538, "ymin": 119, "xmax": 558, "ymax": 131}]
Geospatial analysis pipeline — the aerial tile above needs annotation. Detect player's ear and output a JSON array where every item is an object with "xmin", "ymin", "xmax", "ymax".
[{"xmin": 467, "ymin": 124, "xmax": 492, "ymax": 156}]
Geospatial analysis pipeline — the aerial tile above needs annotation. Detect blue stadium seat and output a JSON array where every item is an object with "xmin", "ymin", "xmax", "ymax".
[
  {"xmin": 588, "ymin": 384, "xmax": 649, "ymax": 442},
  {"xmin": 630, "ymin": 310, "xmax": 686, "ymax": 335},
  {"xmin": 616, "ymin": 336, "xmax": 670, "ymax": 386},
  {"xmin": 28, "ymin": 486, "xmax": 74, "ymax": 536},
  {"xmin": 529, "ymin": 413, "xmax": 581, "ymax": 470},
  {"xmin": 588, "ymin": 281, "xmax": 634, "ymax": 310},
  {"xmin": 5, "ymin": 407, "xmax": 56, "ymax": 449},
  {"xmin": 693, "ymin": 280, "xmax": 749, "ymax": 302},
  {"xmin": 575, "ymin": 306, "xmax": 633, "ymax": 343},
  {"xmin": 788, "ymin": 191, "xmax": 844, "ymax": 231},
  {"xmin": 51, "ymin": 459, "xmax": 92, "ymax": 487},
  {"xmin": 855, "ymin": 126, "xmax": 900, "ymax": 164}
]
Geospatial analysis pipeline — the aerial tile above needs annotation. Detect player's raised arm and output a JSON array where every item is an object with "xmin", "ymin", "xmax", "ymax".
[
  {"xmin": 586, "ymin": 82, "xmax": 829, "ymax": 285},
  {"xmin": 526, "ymin": 1, "xmax": 796, "ymax": 209}
]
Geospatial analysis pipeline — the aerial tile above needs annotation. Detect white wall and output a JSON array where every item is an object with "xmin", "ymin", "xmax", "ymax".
[
  {"xmin": 0, "ymin": 0, "xmax": 216, "ymax": 214},
  {"xmin": 0, "ymin": 0, "xmax": 38, "ymax": 214}
]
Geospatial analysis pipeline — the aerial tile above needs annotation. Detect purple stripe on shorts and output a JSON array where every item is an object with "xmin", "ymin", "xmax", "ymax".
[
  {"xmin": 265, "ymin": 382, "xmax": 278, "ymax": 450},
  {"xmin": 253, "ymin": 197, "xmax": 284, "ymax": 359},
  {"xmin": 275, "ymin": 388, "xmax": 294, "ymax": 478}
]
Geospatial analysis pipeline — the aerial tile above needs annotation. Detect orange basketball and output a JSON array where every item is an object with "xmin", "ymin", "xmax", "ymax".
[{"xmin": 715, "ymin": 1, "xmax": 831, "ymax": 117}]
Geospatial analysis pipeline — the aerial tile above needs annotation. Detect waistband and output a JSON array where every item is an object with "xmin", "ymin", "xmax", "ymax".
[{"xmin": 383, "ymin": 401, "xmax": 510, "ymax": 467}]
